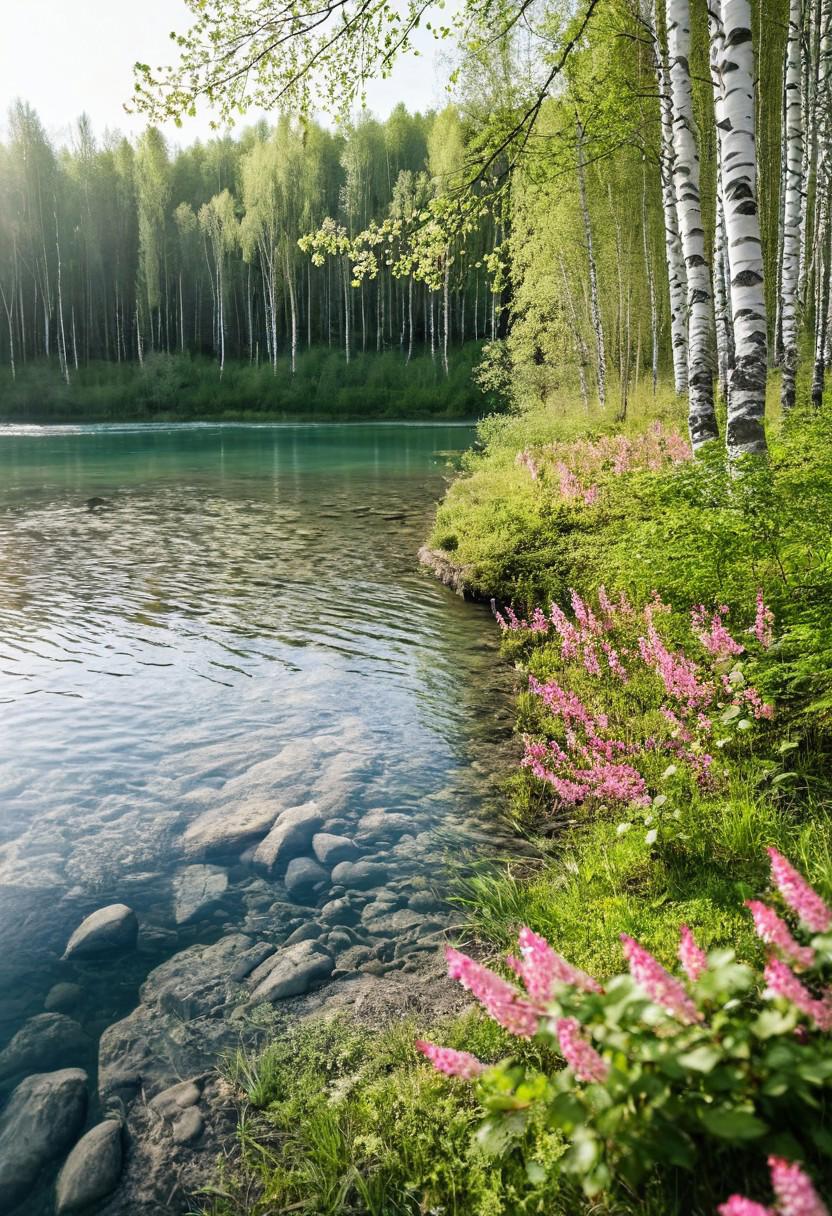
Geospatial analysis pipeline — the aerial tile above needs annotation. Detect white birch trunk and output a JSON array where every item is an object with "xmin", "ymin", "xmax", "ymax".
[
  {"xmin": 667, "ymin": 0, "xmax": 719, "ymax": 446},
  {"xmin": 646, "ymin": 0, "xmax": 689, "ymax": 395},
  {"xmin": 576, "ymin": 115, "xmax": 607, "ymax": 407},
  {"xmin": 812, "ymin": 0, "xmax": 832, "ymax": 405},
  {"xmin": 709, "ymin": 12, "xmax": 735, "ymax": 404},
  {"xmin": 712, "ymin": 0, "xmax": 769, "ymax": 458},
  {"xmin": 781, "ymin": 0, "xmax": 806, "ymax": 410}
]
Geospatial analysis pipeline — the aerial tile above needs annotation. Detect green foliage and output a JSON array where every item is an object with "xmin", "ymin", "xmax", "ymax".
[{"xmin": 0, "ymin": 346, "xmax": 489, "ymax": 422}]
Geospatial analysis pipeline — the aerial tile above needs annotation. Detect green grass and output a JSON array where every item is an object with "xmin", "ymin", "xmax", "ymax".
[
  {"xmin": 203, "ymin": 374, "xmax": 832, "ymax": 1215},
  {"xmin": 0, "ymin": 344, "xmax": 493, "ymax": 423}
]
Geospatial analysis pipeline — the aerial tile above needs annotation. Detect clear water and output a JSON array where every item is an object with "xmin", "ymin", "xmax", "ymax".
[{"xmin": 0, "ymin": 423, "xmax": 513, "ymax": 1103}]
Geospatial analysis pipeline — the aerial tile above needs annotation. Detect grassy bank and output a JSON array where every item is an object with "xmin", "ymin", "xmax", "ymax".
[
  {"xmin": 206, "ymin": 378, "xmax": 832, "ymax": 1215},
  {"xmin": 0, "ymin": 345, "xmax": 490, "ymax": 423}
]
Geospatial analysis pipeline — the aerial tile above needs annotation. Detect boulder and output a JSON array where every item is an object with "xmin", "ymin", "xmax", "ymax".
[
  {"xmin": 44, "ymin": 983, "xmax": 83, "ymax": 1014},
  {"xmin": 284, "ymin": 857, "xmax": 328, "ymax": 902},
  {"xmin": 62, "ymin": 904, "xmax": 138, "ymax": 959},
  {"xmin": 0, "ymin": 1068, "xmax": 88, "ymax": 1212},
  {"xmin": 355, "ymin": 811, "xmax": 414, "ymax": 843},
  {"xmin": 319, "ymin": 897, "xmax": 361, "ymax": 925},
  {"xmin": 172, "ymin": 1106, "xmax": 204, "ymax": 1145},
  {"xmin": 148, "ymin": 1078, "xmax": 201, "ymax": 1121},
  {"xmin": 330, "ymin": 860, "xmax": 388, "ymax": 891},
  {"xmin": 312, "ymin": 833, "xmax": 358, "ymax": 867},
  {"xmin": 252, "ymin": 803, "xmax": 324, "ymax": 875},
  {"xmin": 229, "ymin": 941, "xmax": 276, "ymax": 982},
  {"xmin": 0, "ymin": 1013, "xmax": 90, "ymax": 1082},
  {"xmin": 283, "ymin": 922, "xmax": 324, "ymax": 947},
  {"xmin": 55, "ymin": 1119, "xmax": 122, "ymax": 1213},
  {"xmin": 361, "ymin": 906, "xmax": 426, "ymax": 938},
  {"xmin": 182, "ymin": 798, "xmax": 279, "ymax": 859},
  {"xmin": 172, "ymin": 864, "xmax": 229, "ymax": 925},
  {"xmin": 248, "ymin": 940, "xmax": 333, "ymax": 1003}
]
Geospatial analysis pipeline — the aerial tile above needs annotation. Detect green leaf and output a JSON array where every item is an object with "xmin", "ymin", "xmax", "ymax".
[
  {"xmin": 645, "ymin": 828, "xmax": 658, "ymax": 845},
  {"xmin": 677, "ymin": 1045, "xmax": 721, "ymax": 1073},
  {"xmin": 699, "ymin": 1107, "xmax": 768, "ymax": 1141}
]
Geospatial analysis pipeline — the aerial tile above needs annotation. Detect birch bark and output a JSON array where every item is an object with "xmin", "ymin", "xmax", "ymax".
[
  {"xmin": 576, "ymin": 115, "xmax": 607, "ymax": 407},
  {"xmin": 781, "ymin": 0, "xmax": 805, "ymax": 411},
  {"xmin": 712, "ymin": 0, "xmax": 769, "ymax": 458},
  {"xmin": 667, "ymin": 0, "xmax": 719, "ymax": 446}
]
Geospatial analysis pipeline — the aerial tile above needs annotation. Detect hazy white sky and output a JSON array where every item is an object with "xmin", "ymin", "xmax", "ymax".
[{"xmin": 0, "ymin": 0, "xmax": 447, "ymax": 148}]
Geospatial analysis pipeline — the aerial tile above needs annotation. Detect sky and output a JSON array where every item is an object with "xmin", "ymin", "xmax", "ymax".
[{"xmin": 0, "ymin": 0, "xmax": 448, "ymax": 148}]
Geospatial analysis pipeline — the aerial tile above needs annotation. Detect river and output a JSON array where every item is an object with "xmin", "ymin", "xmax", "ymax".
[{"xmin": 0, "ymin": 422, "xmax": 514, "ymax": 1214}]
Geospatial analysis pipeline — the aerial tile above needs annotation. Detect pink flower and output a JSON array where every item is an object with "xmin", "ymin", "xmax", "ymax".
[
  {"xmin": 718, "ymin": 1198, "xmax": 774, "ymax": 1216},
  {"xmin": 768, "ymin": 849, "xmax": 832, "ymax": 934},
  {"xmin": 691, "ymin": 604, "xmax": 745, "ymax": 660},
  {"xmin": 445, "ymin": 947, "xmax": 540, "ymax": 1038},
  {"xmin": 754, "ymin": 591, "xmax": 775, "ymax": 649},
  {"xmin": 415, "ymin": 1039, "xmax": 485, "ymax": 1080},
  {"xmin": 746, "ymin": 901, "xmax": 816, "ymax": 969},
  {"xmin": 715, "ymin": 1196, "xmax": 773, "ymax": 1216},
  {"xmin": 555, "ymin": 1017, "xmax": 608, "ymax": 1083},
  {"xmin": 638, "ymin": 624, "xmax": 714, "ymax": 711},
  {"xmin": 678, "ymin": 925, "xmax": 708, "ymax": 981},
  {"xmin": 620, "ymin": 934, "xmax": 701, "ymax": 1023},
  {"xmin": 769, "ymin": 1157, "xmax": 830, "ymax": 1216},
  {"xmin": 763, "ymin": 959, "xmax": 832, "ymax": 1031},
  {"xmin": 529, "ymin": 606, "xmax": 549, "ymax": 634},
  {"xmin": 509, "ymin": 926, "xmax": 602, "ymax": 998}
]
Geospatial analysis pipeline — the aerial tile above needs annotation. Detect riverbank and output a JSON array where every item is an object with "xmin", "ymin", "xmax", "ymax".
[
  {"xmin": 210, "ymin": 381, "xmax": 832, "ymax": 1214},
  {"xmin": 0, "ymin": 346, "xmax": 491, "ymax": 423}
]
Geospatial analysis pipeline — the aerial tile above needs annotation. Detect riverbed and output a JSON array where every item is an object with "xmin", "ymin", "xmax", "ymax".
[{"xmin": 0, "ymin": 422, "xmax": 515, "ymax": 1214}]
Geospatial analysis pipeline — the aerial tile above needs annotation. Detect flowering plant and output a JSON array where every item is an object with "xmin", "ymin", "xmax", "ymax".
[
  {"xmin": 497, "ymin": 588, "xmax": 775, "ymax": 833},
  {"xmin": 417, "ymin": 849, "xmax": 832, "ymax": 1203}
]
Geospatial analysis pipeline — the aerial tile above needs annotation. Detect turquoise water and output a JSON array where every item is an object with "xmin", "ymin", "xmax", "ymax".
[{"xmin": 0, "ymin": 422, "xmax": 513, "ymax": 1211}]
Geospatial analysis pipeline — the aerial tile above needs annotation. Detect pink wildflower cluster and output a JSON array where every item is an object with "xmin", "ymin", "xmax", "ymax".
[
  {"xmin": 414, "ymin": 1040, "xmax": 485, "ymax": 1079},
  {"xmin": 763, "ymin": 960, "xmax": 832, "ymax": 1031},
  {"xmin": 555, "ymin": 1017, "xmax": 608, "ymax": 1083},
  {"xmin": 745, "ymin": 902, "xmax": 816, "ymax": 970},
  {"xmin": 691, "ymin": 604, "xmax": 745, "ymax": 660},
  {"xmin": 620, "ymin": 933, "xmax": 702, "ymax": 1023},
  {"xmin": 768, "ymin": 848, "xmax": 832, "ymax": 934},
  {"xmin": 678, "ymin": 924, "xmax": 708, "ymax": 981},
  {"xmin": 754, "ymin": 590, "xmax": 776, "ymax": 650},
  {"xmin": 720, "ymin": 1156, "xmax": 829, "ymax": 1216},
  {"xmin": 420, "ymin": 931, "xmax": 607, "ymax": 1085},
  {"xmin": 502, "ymin": 588, "xmax": 775, "ymax": 808},
  {"xmin": 514, "ymin": 423, "xmax": 692, "ymax": 502}
]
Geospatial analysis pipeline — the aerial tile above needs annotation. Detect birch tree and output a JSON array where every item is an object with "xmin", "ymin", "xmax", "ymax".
[
  {"xmin": 711, "ymin": 0, "xmax": 768, "ymax": 459},
  {"xmin": 666, "ymin": 0, "xmax": 719, "ymax": 447},
  {"xmin": 780, "ymin": 0, "xmax": 805, "ymax": 412}
]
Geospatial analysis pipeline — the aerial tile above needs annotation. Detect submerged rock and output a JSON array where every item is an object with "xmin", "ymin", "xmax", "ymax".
[
  {"xmin": 0, "ymin": 1013, "xmax": 90, "ymax": 1083},
  {"xmin": 248, "ymin": 940, "xmax": 333, "ymax": 1003},
  {"xmin": 330, "ymin": 859, "xmax": 388, "ymax": 891},
  {"xmin": 0, "ymin": 1068, "xmax": 88, "ymax": 1212},
  {"xmin": 172, "ymin": 864, "xmax": 229, "ymax": 925},
  {"xmin": 44, "ymin": 983, "xmax": 84, "ymax": 1014},
  {"xmin": 55, "ymin": 1119, "xmax": 123, "ymax": 1213},
  {"xmin": 182, "ymin": 799, "xmax": 279, "ymax": 859},
  {"xmin": 62, "ymin": 904, "xmax": 138, "ymax": 960},
  {"xmin": 284, "ymin": 856, "xmax": 328, "ymax": 902},
  {"xmin": 355, "ymin": 811, "xmax": 414, "ymax": 843},
  {"xmin": 172, "ymin": 1106, "xmax": 204, "ymax": 1145},
  {"xmin": 149, "ymin": 1078, "xmax": 201, "ymax": 1122},
  {"xmin": 252, "ymin": 803, "xmax": 324, "ymax": 875},
  {"xmin": 312, "ymin": 833, "xmax": 358, "ymax": 866}
]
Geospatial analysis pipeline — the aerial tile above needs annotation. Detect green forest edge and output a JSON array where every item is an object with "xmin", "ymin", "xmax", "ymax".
[
  {"xmin": 193, "ymin": 359, "xmax": 832, "ymax": 1215},
  {"xmin": 0, "ymin": 345, "xmax": 488, "ymax": 423}
]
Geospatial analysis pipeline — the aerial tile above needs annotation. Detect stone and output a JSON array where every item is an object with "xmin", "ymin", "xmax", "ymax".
[
  {"xmin": 284, "ymin": 922, "xmax": 323, "ymax": 947},
  {"xmin": 248, "ymin": 940, "xmax": 333, "ymax": 1003},
  {"xmin": 0, "ymin": 1069, "xmax": 88, "ymax": 1212},
  {"xmin": 229, "ymin": 941, "xmax": 276, "ymax": 982},
  {"xmin": 355, "ymin": 811, "xmax": 414, "ymax": 843},
  {"xmin": 319, "ymin": 897, "xmax": 360, "ymax": 925},
  {"xmin": 172, "ymin": 1106, "xmax": 204, "ymax": 1144},
  {"xmin": 284, "ymin": 856, "xmax": 329, "ymax": 902},
  {"xmin": 182, "ymin": 798, "xmax": 280, "ymax": 859},
  {"xmin": 148, "ymin": 1078, "xmax": 201, "ymax": 1121},
  {"xmin": 0, "ymin": 1013, "xmax": 90, "ymax": 1082},
  {"xmin": 62, "ymin": 904, "xmax": 138, "ymax": 959},
  {"xmin": 408, "ymin": 892, "xmax": 438, "ymax": 912},
  {"xmin": 44, "ymin": 983, "xmax": 83, "ymax": 1014},
  {"xmin": 312, "ymin": 833, "xmax": 358, "ymax": 867},
  {"xmin": 252, "ymin": 803, "xmax": 325, "ymax": 875},
  {"xmin": 172, "ymin": 864, "xmax": 229, "ymax": 925},
  {"xmin": 330, "ymin": 860, "xmax": 388, "ymax": 891},
  {"xmin": 55, "ymin": 1119, "xmax": 122, "ymax": 1213}
]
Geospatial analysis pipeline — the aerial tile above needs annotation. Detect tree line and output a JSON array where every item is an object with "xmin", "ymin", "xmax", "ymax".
[{"xmin": 0, "ymin": 103, "xmax": 501, "ymax": 382}]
